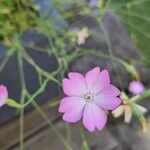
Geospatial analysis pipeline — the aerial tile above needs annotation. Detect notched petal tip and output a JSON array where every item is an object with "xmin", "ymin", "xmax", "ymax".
[
  {"xmin": 68, "ymin": 72, "xmax": 84, "ymax": 79},
  {"xmin": 87, "ymin": 66, "xmax": 100, "ymax": 74},
  {"xmin": 62, "ymin": 113, "xmax": 80, "ymax": 123},
  {"xmin": 100, "ymin": 69, "xmax": 110, "ymax": 82},
  {"xmin": 62, "ymin": 78, "xmax": 70, "ymax": 95},
  {"xmin": 85, "ymin": 67, "xmax": 100, "ymax": 77},
  {"xmin": 62, "ymin": 78, "xmax": 69, "ymax": 87},
  {"xmin": 62, "ymin": 114, "xmax": 75, "ymax": 123},
  {"xmin": 109, "ymin": 84, "xmax": 121, "ymax": 96},
  {"xmin": 83, "ymin": 121, "xmax": 95, "ymax": 132},
  {"xmin": 87, "ymin": 127, "xmax": 95, "ymax": 132},
  {"xmin": 85, "ymin": 67, "xmax": 101, "ymax": 90},
  {"xmin": 62, "ymin": 78, "xmax": 69, "ymax": 83}
]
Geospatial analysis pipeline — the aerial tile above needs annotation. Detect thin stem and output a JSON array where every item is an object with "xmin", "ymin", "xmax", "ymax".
[
  {"xmin": 23, "ymin": 43, "xmax": 49, "ymax": 53},
  {"xmin": 68, "ymin": 47, "xmax": 138, "ymax": 79},
  {"xmin": 19, "ymin": 91, "xmax": 26, "ymax": 150},
  {"xmin": 66, "ymin": 123, "xmax": 72, "ymax": 147},
  {"xmin": 17, "ymin": 51, "xmax": 26, "ymax": 150},
  {"xmin": 80, "ymin": 125, "xmax": 90, "ymax": 150},
  {"xmin": 0, "ymin": 49, "xmax": 15, "ymax": 72},
  {"xmin": 25, "ymin": 90, "xmax": 73, "ymax": 150},
  {"xmin": 31, "ymin": 101, "xmax": 73, "ymax": 150},
  {"xmin": 22, "ymin": 50, "xmax": 61, "ymax": 85},
  {"xmin": 100, "ymin": 21, "xmax": 124, "ymax": 90},
  {"xmin": 131, "ymin": 88, "xmax": 150, "ymax": 103},
  {"xmin": 23, "ymin": 66, "xmax": 62, "ymax": 107},
  {"xmin": 0, "ymin": 53, "xmax": 11, "ymax": 72}
]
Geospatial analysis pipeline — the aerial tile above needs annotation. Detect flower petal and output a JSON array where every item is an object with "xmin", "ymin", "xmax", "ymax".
[
  {"xmin": 0, "ymin": 85, "xmax": 8, "ymax": 107},
  {"xmin": 94, "ymin": 94, "xmax": 122, "ymax": 110},
  {"xmin": 63, "ymin": 73, "xmax": 87, "ymax": 96},
  {"xmin": 59, "ymin": 96, "xmax": 85, "ymax": 113},
  {"xmin": 90, "ymin": 69, "xmax": 110, "ymax": 94},
  {"xmin": 83, "ymin": 103, "xmax": 107, "ymax": 132},
  {"xmin": 97, "ymin": 84, "xmax": 120, "ymax": 97},
  {"xmin": 85, "ymin": 67, "xmax": 100, "ymax": 90},
  {"xmin": 62, "ymin": 98, "xmax": 85, "ymax": 123}
]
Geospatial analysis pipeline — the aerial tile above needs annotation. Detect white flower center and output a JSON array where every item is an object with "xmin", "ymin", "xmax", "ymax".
[{"xmin": 84, "ymin": 91, "xmax": 94, "ymax": 102}]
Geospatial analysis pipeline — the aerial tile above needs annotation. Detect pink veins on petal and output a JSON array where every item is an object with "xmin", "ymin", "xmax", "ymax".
[
  {"xmin": 0, "ymin": 85, "xmax": 8, "ymax": 107},
  {"xmin": 59, "ymin": 67, "xmax": 121, "ymax": 132}
]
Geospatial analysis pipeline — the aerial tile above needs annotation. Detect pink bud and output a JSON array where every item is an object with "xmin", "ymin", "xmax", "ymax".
[
  {"xmin": 0, "ymin": 85, "xmax": 8, "ymax": 107},
  {"xmin": 128, "ymin": 81, "xmax": 145, "ymax": 95}
]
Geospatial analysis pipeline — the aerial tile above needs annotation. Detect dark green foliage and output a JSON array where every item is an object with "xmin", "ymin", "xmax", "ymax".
[{"xmin": 0, "ymin": 0, "xmax": 38, "ymax": 45}]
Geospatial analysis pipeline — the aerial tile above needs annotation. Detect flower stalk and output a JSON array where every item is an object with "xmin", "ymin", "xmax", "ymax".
[
  {"xmin": 6, "ymin": 98, "xmax": 22, "ymax": 109},
  {"xmin": 130, "ymin": 88, "xmax": 150, "ymax": 103}
]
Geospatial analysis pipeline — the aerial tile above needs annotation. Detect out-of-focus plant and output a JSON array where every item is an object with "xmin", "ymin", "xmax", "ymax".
[
  {"xmin": 107, "ymin": 0, "xmax": 150, "ymax": 65},
  {"xmin": 0, "ymin": 0, "xmax": 38, "ymax": 46}
]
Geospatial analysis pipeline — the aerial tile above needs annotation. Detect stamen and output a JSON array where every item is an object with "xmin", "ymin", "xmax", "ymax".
[{"xmin": 84, "ymin": 91, "xmax": 94, "ymax": 102}]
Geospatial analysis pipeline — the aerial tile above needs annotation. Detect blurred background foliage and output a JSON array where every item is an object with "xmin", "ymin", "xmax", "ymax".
[
  {"xmin": 0, "ymin": 0, "xmax": 38, "ymax": 45},
  {"xmin": 107, "ymin": 0, "xmax": 150, "ymax": 65},
  {"xmin": 0, "ymin": 0, "xmax": 149, "ymax": 64}
]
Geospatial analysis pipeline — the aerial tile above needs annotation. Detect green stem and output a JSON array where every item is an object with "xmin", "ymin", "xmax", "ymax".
[
  {"xmin": 22, "ymin": 50, "xmax": 61, "ymax": 85},
  {"xmin": 131, "ymin": 88, "xmax": 150, "ymax": 103},
  {"xmin": 80, "ymin": 125, "xmax": 90, "ymax": 150},
  {"xmin": 6, "ymin": 98, "xmax": 22, "ymax": 109},
  {"xmin": 19, "ymin": 92, "xmax": 25, "ymax": 150},
  {"xmin": 17, "ymin": 51, "xmax": 26, "ymax": 150},
  {"xmin": 24, "ymin": 91, "xmax": 73, "ymax": 150},
  {"xmin": 23, "ymin": 66, "xmax": 62, "ymax": 107},
  {"xmin": 0, "ymin": 48, "xmax": 15, "ymax": 72},
  {"xmin": 66, "ymin": 123, "xmax": 71, "ymax": 147},
  {"xmin": 31, "ymin": 101, "xmax": 73, "ymax": 150},
  {"xmin": 71, "ymin": 48, "xmax": 139, "ymax": 80}
]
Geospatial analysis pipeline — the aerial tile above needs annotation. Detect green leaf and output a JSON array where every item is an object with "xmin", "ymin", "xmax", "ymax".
[{"xmin": 107, "ymin": 0, "xmax": 150, "ymax": 65}]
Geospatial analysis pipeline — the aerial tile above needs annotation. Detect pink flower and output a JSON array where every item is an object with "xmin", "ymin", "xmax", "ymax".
[
  {"xmin": 0, "ymin": 85, "xmax": 8, "ymax": 107},
  {"xmin": 128, "ymin": 80, "xmax": 145, "ymax": 95},
  {"xmin": 59, "ymin": 67, "xmax": 121, "ymax": 132}
]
